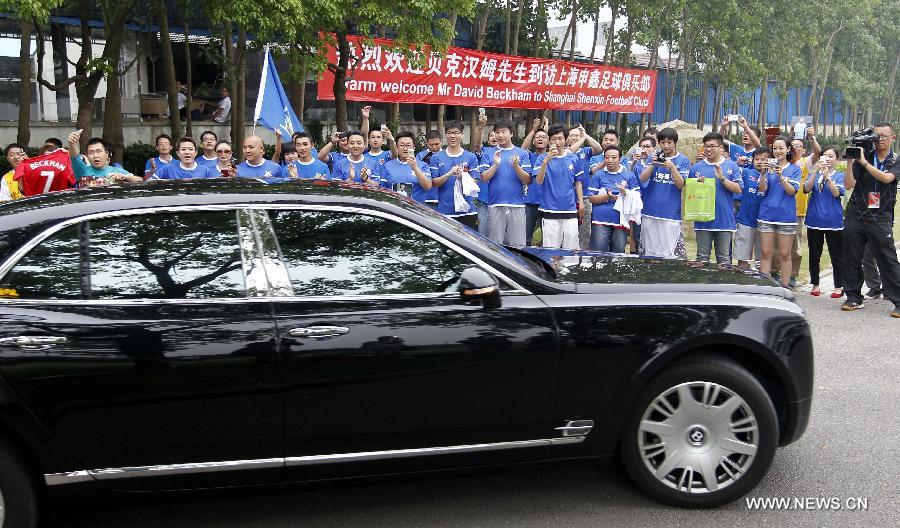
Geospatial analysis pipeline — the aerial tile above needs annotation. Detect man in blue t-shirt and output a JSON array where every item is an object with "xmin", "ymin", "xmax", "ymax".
[
  {"xmin": 718, "ymin": 115, "xmax": 762, "ymax": 169},
  {"xmin": 567, "ymin": 125, "xmax": 604, "ymax": 249},
  {"xmin": 587, "ymin": 145, "xmax": 641, "ymax": 253},
  {"xmin": 416, "ymin": 130, "xmax": 443, "ymax": 207},
  {"xmin": 378, "ymin": 131, "xmax": 432, "ymax": 204},
  {"xmin": 236, "ymin": 135, "xmax": 283, "ymax": 180},
  {"xmin": 428, "ymin": 122, "xmax": 482, "ymax": 230},
  {"xmin": 478, "ymin": 119, "xmax": 534, "ymax": 246},
  {"xmin": 535, "ymin": 123, "xmax": 583, "ymax": 249},
  {"xmin": 687, "ymin": 132, "xmax": 744, "ymax": 264},
  {"xmin": 281, "ymin": 131, "xmax": 333, "ymax": 180},
  {"xmin": 157, "ymin": 137, "xmax": 219, "ymax": 179},
  {"xmin": 520, "ymin": 119, "xmax": 549, "ymax": 245},
  {"xmin": 332, "ymin": 130, "xmax": 382, "ymax": 187},
  {"xmin": 734, "ymin": 147, "xmax": 770, "ymax": 268},
  {"xmin": 366, "ymin": 126, "xmax": 395, "ymax": 166},
  {"xmin": 144, "ymin": 133, "xmax": 176, "ymax": 180},
  {"xmin": 638, "ymin": 127, "xmax": 691, "ymax": 259}
]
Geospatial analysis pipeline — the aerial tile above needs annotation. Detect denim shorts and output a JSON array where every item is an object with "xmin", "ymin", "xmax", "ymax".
[{"xmin": 757, "ymin": 221, "xmax": 797, "ymax": 235}]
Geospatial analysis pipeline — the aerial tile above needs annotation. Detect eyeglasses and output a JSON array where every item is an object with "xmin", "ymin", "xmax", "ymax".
[
  {"xmin": 216, "ymin": 149, "xmax": 232, "ymax": 154},
  {"xmin": 445, "ymin": 131, "xmax": 462, "ymax": 136},
  {"xmin": 703, "ymin": 144, "xmax": 722, "ymax": 148}
]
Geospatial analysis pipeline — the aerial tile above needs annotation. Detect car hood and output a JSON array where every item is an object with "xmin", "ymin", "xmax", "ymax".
[{"xmin": 518, "ymin": 247, "xmax": 791, "ymax": 298}]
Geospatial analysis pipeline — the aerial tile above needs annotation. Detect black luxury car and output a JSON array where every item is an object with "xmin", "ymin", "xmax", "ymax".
[{"xmin": 0, "ymin": 180, "xmax": 812, "ymax": 525}]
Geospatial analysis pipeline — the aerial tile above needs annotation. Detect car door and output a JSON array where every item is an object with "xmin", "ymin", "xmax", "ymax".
[
  {"xmin": 0, "ymin": 207, "xmax": 283, "ymax": 491},
  {"xmin": 256, "ymin": 205, "xmax": 563, "ymax": 481}
]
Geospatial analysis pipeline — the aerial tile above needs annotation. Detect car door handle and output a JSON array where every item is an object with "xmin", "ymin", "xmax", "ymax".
[
  {"xmin": 288, "ymin": 326, "xmax": 350, "ymax": 339},
  {"xmin": 0, "ymin": 335, "xmax": 68, "ymax": 349}
]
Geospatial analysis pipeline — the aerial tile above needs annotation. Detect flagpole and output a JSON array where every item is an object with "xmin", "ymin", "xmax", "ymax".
[{"xmin": 252, "ymin": 45, "xmax": 270, "ymax": 136}]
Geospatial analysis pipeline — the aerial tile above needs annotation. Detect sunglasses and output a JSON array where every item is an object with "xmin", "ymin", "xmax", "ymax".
[{"xmin": 216, "ymin": 149, "xmax": 232, "ymax": 154}]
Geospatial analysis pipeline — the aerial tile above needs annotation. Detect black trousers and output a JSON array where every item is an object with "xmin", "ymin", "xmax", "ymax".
[
  {"xmin": 842, "ymin": 215, "xmax": 900, "ymax": 306},
  {"xmin": 862, "ymin": 244, "xmax": 881, "ymax": 291},
  {"xmin": 807, "ymin": 228, "xmax": 844, "ymax": 288}
]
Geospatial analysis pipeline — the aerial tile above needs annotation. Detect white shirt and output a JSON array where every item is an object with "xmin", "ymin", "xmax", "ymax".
[{"xmin": 214, "ymin": 96, "xmax": 232, "ymax": 123}]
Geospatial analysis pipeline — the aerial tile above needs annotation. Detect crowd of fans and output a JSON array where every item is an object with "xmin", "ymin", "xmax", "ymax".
[{"xmin": 2, "ymin": 108, "xmax": 898, "ymax": 317}]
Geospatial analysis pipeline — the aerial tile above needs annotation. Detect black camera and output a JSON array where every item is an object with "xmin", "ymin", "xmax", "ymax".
[
  {"xmin": 846, "ymin": 128, "xmax": 879, "ymax": 150},
  {"xmin": 652, "ymin": 151, "xmax": 667, "ymax": 164}
]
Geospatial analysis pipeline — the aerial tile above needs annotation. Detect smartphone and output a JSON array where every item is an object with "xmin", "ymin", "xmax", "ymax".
[
  {"xmin": 843, "ymin": 146, "xmax": 862, "ymax": 160},
  {"xmin": 478, "ymin": 108, "xmax": 486, "ymax": 118},
  {"xmin": 380, "ymin": 124, "xmax": 388, "ymax": 132},
  {"xmin": 726, "ymin": 114, "xmax": 739, "ymax": 122}
]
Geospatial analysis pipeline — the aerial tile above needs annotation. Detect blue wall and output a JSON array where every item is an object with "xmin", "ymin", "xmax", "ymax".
[{"xmin": 555, "ymin": 70, "xmax": 849, "ymax": 128}]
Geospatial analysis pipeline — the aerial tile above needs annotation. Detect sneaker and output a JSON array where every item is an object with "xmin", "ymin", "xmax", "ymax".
[
  {"xmin": 841, "ymin": 301, "xmax": 864, "ymax": 311},
  {"xmin": 866, "ymin": 288, "xmax": 882, "ymax": 299},
  {"xmin": 789, "ymin": 276, "xmax": 798, "ymax": 288},
  {"xmin": 892, "ymin": 307, "xmax": 900, "ymax": 319},
  {"xmin": 772, "ymin": 272, "xmax": 781, "ymax": 282}
]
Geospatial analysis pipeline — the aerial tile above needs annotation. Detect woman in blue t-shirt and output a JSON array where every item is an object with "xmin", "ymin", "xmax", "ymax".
[
  {"xmin": 757, "ymin": 136, "xmax": 801, "ymax": 287},
  {"xmin": 802, "ymin": 146, "xmax": 845, "ymax": 298}
]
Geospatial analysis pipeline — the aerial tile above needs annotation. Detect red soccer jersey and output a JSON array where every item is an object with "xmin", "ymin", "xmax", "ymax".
[{"xmin": 14, "ymin": 149, "xmax": 76, "ymax": 196}]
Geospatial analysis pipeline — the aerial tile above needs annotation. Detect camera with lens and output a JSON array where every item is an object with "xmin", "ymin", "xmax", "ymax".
[
  {"xmin": 652, "ymin": 151, "xmax": 667, "ymax": 165},
  {"xmin": 843, "ymin": 128, "xmax": 879, "ymax": 160}
]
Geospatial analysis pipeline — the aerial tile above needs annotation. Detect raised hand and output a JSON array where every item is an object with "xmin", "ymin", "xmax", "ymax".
[{"xmin": 288, "ymin": 164, "xmax": 298, "ymax": 178}]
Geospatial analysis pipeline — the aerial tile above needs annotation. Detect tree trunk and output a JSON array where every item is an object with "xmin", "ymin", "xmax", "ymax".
[
  {"xmin": 235, "ymin": 27, "xmax": 247, "ymax": 154},
  {"xmin": 511, "ymin": 0, "xmax": 525, "ymax": 56},
  {"xmin": 696, "ymin": 72, "xmax": 708, "ymax": 130},
  {"xmin": 603, "ymin": 2, "xmax": 617, "ymax": 64},
  {"xmin": 533, "ymin": 0, "xmax": 546, "ymax": 58},
  {"xmin": 17, "ymin": 18, "xmax": 32, "ymax": 147},
  {"xmin": 297, "ymin": 58, "xmax": 307, "ymax": 119},
  {"xmin": 332, "ymin": 31, "xmax": 350, "ymax": 133},
  {"xmin": 775, "ymin": 82, "xmax": 785, "ymax": 130},
  {"xmin": 504, "ymin": 0, "xmax": 511, "ymax": 55},
  {"xmin": 757, "ymin": 73, "xmax": 769, "ymax": 131},
  {"xmin": 588, "ymin": 6, "xmax": 600, "ymax": 62},
  {"xmin": 154, "ymin": 0, "xmax": 180, "ymax": 139},
  {"xmin": 183, "ymin": 17, "xmax": 193, "ymax": 138},
  {"xmin": 436, "ymin": 12, "xmax": 458, "ymax": 138},
  {"xmin": 886, "ymin": 48, "xmax": 900, "ymax": 124},
  {"xmin": 474, "ymin": 2, "xmax": 490, "ymax": 51},
  {"xmin": 102, "ymin": 59, "xmax": 124, "ymax": 164},
  {"xmin": 712, "ymin": 82, "xmax": 724, "ymax": 127}
]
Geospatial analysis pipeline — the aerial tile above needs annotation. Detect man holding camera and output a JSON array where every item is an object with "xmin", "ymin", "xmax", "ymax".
[{"xmin": 841, "ymin": 123, "xmax": 900, "ymax": 318}]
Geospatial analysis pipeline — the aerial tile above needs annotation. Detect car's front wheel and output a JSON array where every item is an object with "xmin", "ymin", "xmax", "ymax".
[
  {"xmin": 619, "ymin": 358, "xmax": 779, "ymax": 508},
  {"xmin": 0, "ymin": 438, "xmax": 40, "ymax": 527}
]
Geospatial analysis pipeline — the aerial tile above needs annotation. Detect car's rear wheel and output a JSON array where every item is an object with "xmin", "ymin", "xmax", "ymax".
[
  {"xmin": 619, "ymin": 358, "xmax": 778, "ymax": 508},
  {"xmin": 0, "ymin": 438, "xmax": 40, "ymax": 527}
]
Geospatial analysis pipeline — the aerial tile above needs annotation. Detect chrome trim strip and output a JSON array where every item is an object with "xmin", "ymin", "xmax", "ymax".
[
  {"xmin": 284, "ymin": 437, "xmax": 584, "ymax": 466},
  {"xmin": 0, "ymin": 290, "xmax": 531, "ymax": 307},
  {"xmin": 44, "ymin": 457, "xmax": 283, "ymax": 485},
  {"xmin": 44, "ymin": 437, "xmax": 584, "ymax": 485}
]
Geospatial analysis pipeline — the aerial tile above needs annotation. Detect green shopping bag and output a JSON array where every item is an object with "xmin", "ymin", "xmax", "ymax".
[{"xmin": 683, "ymin": 177, "xmax": 716, "ymax": 222}]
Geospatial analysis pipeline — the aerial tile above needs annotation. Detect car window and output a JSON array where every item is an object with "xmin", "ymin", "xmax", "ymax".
[
  {"xmin": 87, "ymin": 211, "xmax": 245, "ymax": 299},
  {"xmin": 268, "ymin": 209, "xmax": 492, "ymax": 296},
  {"xmin": 0, "ymin": 225, "xmax": 83, "ymax": 300}
]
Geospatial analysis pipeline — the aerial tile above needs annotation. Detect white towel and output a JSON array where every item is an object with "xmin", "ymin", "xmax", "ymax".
[
  {"xmin": 454, "ymin": 171, "xmax": 480, "ymax": 213},
  {"xmin": 613, "ymin": 190, "xmax": 643, "ymax": 228}
]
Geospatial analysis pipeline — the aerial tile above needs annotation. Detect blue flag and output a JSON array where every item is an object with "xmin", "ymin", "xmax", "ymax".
[{"xmin": 253, "ymin": 48, "xmax": 304, "ymax": 135}]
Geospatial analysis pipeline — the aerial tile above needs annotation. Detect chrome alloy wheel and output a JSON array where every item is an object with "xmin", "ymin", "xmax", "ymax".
[{"xmin": 638, "ymin": 381, "xmax": 759, "ymax": 494}]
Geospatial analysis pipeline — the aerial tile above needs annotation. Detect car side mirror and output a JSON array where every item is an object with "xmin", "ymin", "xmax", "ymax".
[{"xmin": 458, "ymin": 267, "xmax": 501, "ymax": 309}]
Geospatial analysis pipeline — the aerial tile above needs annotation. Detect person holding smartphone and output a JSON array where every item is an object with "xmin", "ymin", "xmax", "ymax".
[
  {"xmin": 841, "ymin": 123, "xmax": 900, "ymax": 317},
  {"xmin": 756, "ymin": 136, "xmax": 801, "ymax": 288},
  {"xmin": 214, "ymin": 141, "xmax": 236, "ymax": 177},
  {"xmin": 803, "ymin": 146, "xmax": 845, "ymax": 298}
]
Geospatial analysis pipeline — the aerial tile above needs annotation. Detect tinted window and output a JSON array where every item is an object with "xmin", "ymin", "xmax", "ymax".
[
  {"xmin": 268, "ymin": 210, "xmax": 478, "ymax": 296},
  {"xmin": 87, "ymin": 211, "xmax": 245, "ymax": 299},
  {"xmin": 0, "ymin": 225, "xmax": 83, "ymax": 299}
]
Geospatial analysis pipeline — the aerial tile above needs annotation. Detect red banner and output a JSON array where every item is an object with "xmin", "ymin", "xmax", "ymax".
[{"xmin": 318, "ymin": 36, "xmax": 656, "ymax": 113}]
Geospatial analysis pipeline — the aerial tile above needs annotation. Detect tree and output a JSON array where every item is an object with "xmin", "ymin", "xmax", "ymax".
[
  {"xmin": 34, "ymin": 0, "xmax": 138, "ymax": 151},
  {"xmin": 1, "ymin": 0, "xmax": 63, "ymax": 147},
  {"xmin": 153, "ymin": 0, "xmax": 181, "ymax": 139}
]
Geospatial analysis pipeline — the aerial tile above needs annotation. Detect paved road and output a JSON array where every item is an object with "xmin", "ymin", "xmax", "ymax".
[{"xmin": 56, "ymin": 293, "xmax": 899, "ymax": 528}]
